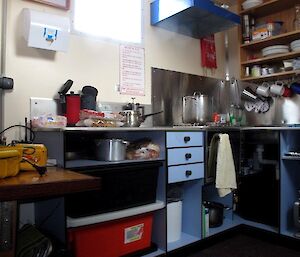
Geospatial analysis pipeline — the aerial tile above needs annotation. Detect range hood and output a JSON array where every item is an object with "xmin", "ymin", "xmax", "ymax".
[{"xmin": 151, "ymin": 0, "xmax": 240, "ymax": 38}]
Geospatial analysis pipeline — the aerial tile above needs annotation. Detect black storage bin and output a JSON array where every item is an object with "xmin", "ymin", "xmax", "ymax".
[{"xmin": 65, "ymin": 162, "xmax": 161, "ymax": 218}]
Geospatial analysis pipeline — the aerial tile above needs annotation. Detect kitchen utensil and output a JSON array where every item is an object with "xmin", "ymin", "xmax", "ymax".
[
  {"xmin": 291, "ymin": 82, "xmax": 300, "ymax": 94},
  {"xmin": 95, "ymin": 139, "xmax": 129, "ymax": 161},
  {"xmin": 251, "ymin": 65, "xmax": 261, "ymax": 77},
  {"xmin": 65, "ymin": 92, "xmax": 81, "ymax": 125},
  {"xmin": 270, "ymin": 82, "xmax": 284, "ymax": 96},
  {"xmin": 58, "ymin": 80, "xmax": 81, "ymax": 125},
  {"xmin": 182, "ymin": 92, "xmax": 213, "ymax": 125},
  {"xmin": 242, "ymin": 0, "xmax": 262, "ymax": 10},
  {"xmin": 282, "ymin": 86, "xmax": 293, "ymax": 97},
  {"xmin": 203, "ymin": 201, "xmax": 227, "ymax": 228},
  {"xmin": 123, "ymin": 110, "xmax": 163, "ymax": 127},
  {"xmin": 241, "ymin": 87, "xmax": 258, "ymax": 102},
  {"xmin": 256, "ymin": 83, "xmax": 270, "ymax": 97},
  {"xmin": 81, "ymin": 85, "xmax": 98, "ymax": 110}
]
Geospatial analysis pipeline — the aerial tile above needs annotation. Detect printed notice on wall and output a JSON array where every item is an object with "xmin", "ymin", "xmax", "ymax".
[{"xmin": 119, "ymin": 44, "xmax": 145, "ymax": 96}]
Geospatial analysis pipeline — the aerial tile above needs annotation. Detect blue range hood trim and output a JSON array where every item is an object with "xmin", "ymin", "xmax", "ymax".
[{"xmin": 151, "ymin": 0, "xmax": 240, "ymax": 38}]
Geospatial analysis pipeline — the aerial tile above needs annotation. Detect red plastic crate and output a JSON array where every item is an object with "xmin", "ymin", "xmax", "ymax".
[{"xmin": 68, "ymin": 213, "xmax": 153, "ymax": 257}]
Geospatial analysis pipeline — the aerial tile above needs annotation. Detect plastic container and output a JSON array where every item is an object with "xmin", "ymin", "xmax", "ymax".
[
  {"xmin": 68, "ymin": 213, "xmax": 153, "ymax": 257},
  {"xmin": 65, "ymin": 162, "xmax": 160, "ymax": 218},
  {"xmin": 167, "ymin": 201, "xmax": 182, "ymax": 242}
]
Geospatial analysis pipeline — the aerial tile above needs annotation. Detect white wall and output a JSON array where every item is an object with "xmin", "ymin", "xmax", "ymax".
[{"xmin": 3, "ymin": 0, "xmax": 228, "ymax": 128}]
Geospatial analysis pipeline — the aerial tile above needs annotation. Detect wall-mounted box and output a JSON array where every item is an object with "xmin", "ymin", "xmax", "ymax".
[{"xmin": 22, "ymin": 8, "xmax": 70, "ymax": 52}]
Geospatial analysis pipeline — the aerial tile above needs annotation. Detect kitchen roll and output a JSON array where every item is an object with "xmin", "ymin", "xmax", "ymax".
[{"xmin": 167, "ymin": 201, "xmax": 182, "ymax": 243}]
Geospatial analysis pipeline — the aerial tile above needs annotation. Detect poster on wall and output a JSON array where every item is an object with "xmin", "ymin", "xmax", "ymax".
[{"xmin": 119, "ymin": 45, "xmax": 145, "ymax": 96}]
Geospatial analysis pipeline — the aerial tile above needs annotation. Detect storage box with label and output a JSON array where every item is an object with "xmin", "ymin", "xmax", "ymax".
[{"xmin": 67, "ymin": 213, "xmax": 153, "ymax": 257}]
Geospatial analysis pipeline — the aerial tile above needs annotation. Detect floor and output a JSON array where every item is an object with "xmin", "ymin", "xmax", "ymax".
[
  {"xmin": 183, "ymin": 233, "xmax": 300, "ymax": 257},
  {"xmin": 170, "ymin": 228, "xmax": 300, "ymax": 257}
]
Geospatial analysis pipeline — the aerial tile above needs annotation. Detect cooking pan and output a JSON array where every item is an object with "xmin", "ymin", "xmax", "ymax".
[
  {"xmin": 203, "ymin": 201, "xmax": 230, "ymax": 228},
  {"xmin": 122, "ymin": 110, "xmax": 163, "ymax": 127}
]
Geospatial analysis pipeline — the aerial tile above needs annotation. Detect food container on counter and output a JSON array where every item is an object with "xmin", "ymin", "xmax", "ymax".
[{"xmin": 95, "ymin": 139, "xmax": 129, "ymax": 161}]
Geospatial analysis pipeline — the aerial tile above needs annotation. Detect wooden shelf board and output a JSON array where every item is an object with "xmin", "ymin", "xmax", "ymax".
[
  {"xmin": 241, "ymin": 70, "xmax": 300, "ymax": 82},
  {"xmin": 240, "ymin": 0, "xmax": 299, "ymax": 17},
  {"xmin": 240, "ymin": 30, "xmax": 300, "ymax": 50},
  {"xmin": 241, "ymin": 51, "xmax": 300, "ymax": 65}
]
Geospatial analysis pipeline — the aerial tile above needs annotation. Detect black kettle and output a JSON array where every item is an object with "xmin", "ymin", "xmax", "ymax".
[{"xmin": 203, "ymin": 201, "xmax": 225, "ymax": 228}]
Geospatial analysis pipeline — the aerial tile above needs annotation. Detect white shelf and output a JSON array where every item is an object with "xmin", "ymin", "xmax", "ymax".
[
  {"xmin": 143, "ymin": 248, "xmax": 166, "ymax": 257},
  {"xmin": 67, "ymin": 200, "xmax": 165, "ymax": 228},
  {"xmin": 167, "ymin": 232, "xmax": 200, "ymax": 252},
  {"xmin": 205, "ymin": 217, "xmax": 239, "ymax": 238}
]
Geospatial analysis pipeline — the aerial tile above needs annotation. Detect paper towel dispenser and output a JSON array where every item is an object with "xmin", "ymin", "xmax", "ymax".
[
  {"xmin": 151, "ymin": 0, "xmax": 240, "ymax": 38},
  {"xmin": 22, "ymin": 8, "xmax": 70, "ymax": 52}
]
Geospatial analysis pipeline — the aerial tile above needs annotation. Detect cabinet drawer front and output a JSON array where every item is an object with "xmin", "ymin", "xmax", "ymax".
[
  {"xmin": 166, "ymin": 132, "xmax": 203, "ymax": 148},
  {"xmin": 168, "ymin": 163, "xmax": 204, "ymax": 183},
  {"xmin": 167, "ymin": 147, "xmax": 203, "ymax": 166}
]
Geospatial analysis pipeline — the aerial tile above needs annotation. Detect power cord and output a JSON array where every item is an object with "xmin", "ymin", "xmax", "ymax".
[{"xmin": 0, "ymin": 124, "xmax": 35, "ymax": 145}]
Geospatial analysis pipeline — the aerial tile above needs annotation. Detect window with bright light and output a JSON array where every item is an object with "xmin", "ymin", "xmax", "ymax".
[{"xmin": 72, "ymin": 0, "xmax": 142, "ymax": 44}]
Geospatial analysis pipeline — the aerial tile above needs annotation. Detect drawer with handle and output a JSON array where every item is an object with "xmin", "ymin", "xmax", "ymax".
[
  {"xmin": 166, "ymin": 132, "xmax": 203, "ymax": 148},
  {"xmin": 167, "ymin": 147, "xmax": 203, "ymax": 166},
  {"xmin": 168, "ymin": 163, "xmax": 204, "ymax": 183}
]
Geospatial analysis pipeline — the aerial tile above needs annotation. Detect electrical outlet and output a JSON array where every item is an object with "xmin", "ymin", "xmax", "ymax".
[{"xmin": 30, "ymin": 97, "xmax": 58, "ymax": 119}]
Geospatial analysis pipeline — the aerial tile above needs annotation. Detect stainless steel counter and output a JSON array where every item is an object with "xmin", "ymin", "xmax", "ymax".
[{"xmin": 34, "ymin": 125, "xmax": 300, "ymax": 132}]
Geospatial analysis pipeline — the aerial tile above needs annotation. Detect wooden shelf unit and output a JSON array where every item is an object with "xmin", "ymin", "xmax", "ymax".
[
  {"xmin": 238, "ymin": 0, "xmax": 300, "ymax": 82},
  {"xmin": 240, "ymin": 0, "xmax": 300, "ymax": 18},
  {"xmin": 241, "ymin": 70, "xmax": 300, "ymax": 82}
]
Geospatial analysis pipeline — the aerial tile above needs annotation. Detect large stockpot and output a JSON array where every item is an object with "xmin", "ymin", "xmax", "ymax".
[
  {"xmin": 95, "ymin": 139, "xmax": 129, "ymax": 161},
  {"xmin": 182, "ymin": 92, "xmax": 213, "ymax": 124}
]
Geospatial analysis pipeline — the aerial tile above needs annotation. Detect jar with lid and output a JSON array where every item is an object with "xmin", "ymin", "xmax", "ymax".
[{"xmin": 294, "ymin": 4, "xmax": 300, "ymax": 30}]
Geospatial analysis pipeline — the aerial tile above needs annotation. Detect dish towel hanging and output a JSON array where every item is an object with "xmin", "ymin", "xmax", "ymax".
[{"xmin": 215, "ymin": 133, "xmax": 237, "ymax": 197}]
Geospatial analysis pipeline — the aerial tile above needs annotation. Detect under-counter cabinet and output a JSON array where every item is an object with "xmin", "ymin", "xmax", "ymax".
[
  {"xmin": 35, "ymin": 129, "xmax": 167, "ymax": 257},
  {"xmin": 166, "ymin": 131, "xmax": 204, "ymax": 252},
  {"xmin": 280, "ymin": 130, "xmax": 300, "ymax": 239}
]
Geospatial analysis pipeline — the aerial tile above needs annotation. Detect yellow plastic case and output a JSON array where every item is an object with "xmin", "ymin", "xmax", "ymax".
[
  {"xmin": 0, "ymin": 150, "xmax": 21, "ymax": 178},
  {"xmin": 0, "ymin": 144, "xmax": 47, "ymax": 171}
]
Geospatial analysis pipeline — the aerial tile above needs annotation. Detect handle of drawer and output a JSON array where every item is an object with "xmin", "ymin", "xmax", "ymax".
[
  {"xmin": 185, "ymin": 170, "xmax": 192, "ymax": 177},
  {"xmin": 185, "ymin": 153, "xmax": 192, "ymax": 160},
  {"xmin": 184, "ymin": 136, "xmax": 191, "ymax": 143}
]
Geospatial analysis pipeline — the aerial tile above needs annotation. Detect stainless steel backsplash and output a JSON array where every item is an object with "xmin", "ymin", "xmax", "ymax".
[{"xmin": 151, "ymin": 68, "xmax": 300, "ymax": 126}]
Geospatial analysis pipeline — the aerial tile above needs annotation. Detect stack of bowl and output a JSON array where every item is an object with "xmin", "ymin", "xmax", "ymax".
[
  {"xmin": 242, "ymin": 0, "xmax": 263, "ymax": 10},
  {"xmin": 291, "ymin": 39, "xmax": 300, "ymax": 52}
]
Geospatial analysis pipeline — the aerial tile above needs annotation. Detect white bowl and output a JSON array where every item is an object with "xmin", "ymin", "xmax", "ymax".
[
  {"xmin": 242, "ymin": 0, "xmax": 262, "ymax": 10},
  {"xmin": 291, "ymin": 39, "xmax": 300, "ymax": 45},
  {"xmin": 292, "ymin": 46, "xmax": 300, "ymax": 52},
  {"xmin": 262, "ymin": 45, "xmax": 289, "ymax": 56}
]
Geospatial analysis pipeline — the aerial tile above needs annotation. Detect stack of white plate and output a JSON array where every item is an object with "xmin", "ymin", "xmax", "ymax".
[
  {"xmin": 262, "ymin": 45, "xmax": 289, "ymax": 57},
  {"xmin": 242, "ymin": 0, "xmax": 263, "ymax": 10},
  {"xmin": 290, "ymin": 39, "xmax": 300, "ymax": 52}
]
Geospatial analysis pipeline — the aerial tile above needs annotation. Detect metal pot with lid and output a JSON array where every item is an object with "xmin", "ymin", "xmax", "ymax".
[
  {"xmin": 122, "ymin": 98, "xmax": 163, "ymax": 127},
  {"xmin": 182, "ymin": 92, "xmax": 213, "ymax": 125}
]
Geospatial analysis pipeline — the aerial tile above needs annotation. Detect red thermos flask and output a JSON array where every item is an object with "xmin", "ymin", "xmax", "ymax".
[{"xmin": 65, "ymin": 91, "xmax": 81, "ymax": 126}]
